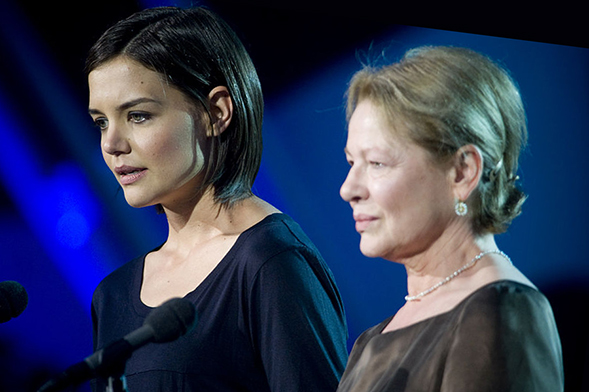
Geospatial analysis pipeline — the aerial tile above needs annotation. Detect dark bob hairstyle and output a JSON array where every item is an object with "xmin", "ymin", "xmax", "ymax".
[{"xmin": 86, "ymin": 6, "xmax": 264, "ymax": 208}]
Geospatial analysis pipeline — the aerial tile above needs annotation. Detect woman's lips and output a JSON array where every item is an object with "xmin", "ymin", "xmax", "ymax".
[
  {"xmin": 354, "ymin": 214, "xmax": 377, "ymax": 232},
  {"xmin": 115, "ymin": 166, "xmax": 147, "ymax": 185}
]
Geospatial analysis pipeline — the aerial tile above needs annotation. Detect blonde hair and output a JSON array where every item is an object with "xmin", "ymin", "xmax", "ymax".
[{"xmin": 347, "ymin": 46, "xmax": 527, "ymax": 234}]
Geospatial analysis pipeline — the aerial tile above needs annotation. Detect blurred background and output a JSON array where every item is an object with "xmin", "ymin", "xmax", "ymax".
[{"xmin": 0, "ymin": 1, "xmax": 587, "ymax": 391}]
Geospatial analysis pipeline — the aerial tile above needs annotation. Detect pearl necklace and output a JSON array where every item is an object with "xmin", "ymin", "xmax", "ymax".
[{"xmin": 404, "ymin": 249, "xmax": 512, "ymax": 302}]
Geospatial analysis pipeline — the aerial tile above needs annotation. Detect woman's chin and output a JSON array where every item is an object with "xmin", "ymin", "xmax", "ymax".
[
  {"xmin": 123, "ymin": 195, "xmax": 155, "ymax": 209},
  {"xmin": 359, "ymin": 240, "xmax": 384, "ymax": 259}
]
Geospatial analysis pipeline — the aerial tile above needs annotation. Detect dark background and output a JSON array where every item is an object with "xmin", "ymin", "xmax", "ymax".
[{"xmin": 1, "ymin": 1, "xmax": 588, "ymax": 391}]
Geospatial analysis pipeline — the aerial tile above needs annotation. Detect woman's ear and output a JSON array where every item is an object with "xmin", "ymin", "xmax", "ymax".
[
  {"xmin": 207, "ymin": 86, "xmax": 233, "ymax": 136},
  {"xmin": 450, "ymin": 144, "xmax": 484, "ymax": 201}
]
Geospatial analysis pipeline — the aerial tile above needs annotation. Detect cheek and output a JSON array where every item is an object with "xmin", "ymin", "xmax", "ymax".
[
  {"xmin": 147, "ymin": 138, "xmax": 193, "ymax": 171},
  {"xmin": 370, "ymin": 176, "xmax": 405, "ymax": 213},
  {"xmin": 148, "ymin": 118, "xmax": 197, "ymax": 160},
  {"xmin": 372, "ymin": 173, "xmax": 443, "ymax": 225},
  {"xmin": 154, "ymin": 131, "xmax": 204, "ymax": 177}
]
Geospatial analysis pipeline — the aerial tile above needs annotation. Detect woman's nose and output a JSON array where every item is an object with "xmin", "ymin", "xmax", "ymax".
[
  {"xmin": 101, "ymin": 123, "xmax": 131, "ymax": 156},
  {"xmin": 340, "ymin": 165, "xmax": 368, "ymax": 203}
]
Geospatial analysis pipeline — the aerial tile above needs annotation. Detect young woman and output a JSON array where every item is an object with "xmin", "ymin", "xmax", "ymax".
[{"xmin": 87, "ymin": 7, "xmax": 347, "ymax": 391}]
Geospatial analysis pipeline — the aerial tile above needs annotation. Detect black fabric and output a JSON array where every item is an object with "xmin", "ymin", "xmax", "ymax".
[
  {"xmin": 337, "ymin": 281, "xmax": 564, "ymax": 392},
  {"xmin": 90, "ymin": 213, "xmax": 348, "ymax": 392}
]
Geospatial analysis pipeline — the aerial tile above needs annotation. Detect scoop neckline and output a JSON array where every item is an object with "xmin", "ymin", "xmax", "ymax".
[
  {"xmin": 132, "ymin": 213, "xmax": 288, "ymax": 314},
  {"xmin": 378, "ymin": 279, "xmax": 538, "ymax": 336}
]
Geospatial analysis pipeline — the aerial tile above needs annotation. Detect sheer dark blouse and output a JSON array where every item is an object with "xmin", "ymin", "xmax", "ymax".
[{"xmin": 337, "ymin": 280, "xmax": 563, "ymax": 392}]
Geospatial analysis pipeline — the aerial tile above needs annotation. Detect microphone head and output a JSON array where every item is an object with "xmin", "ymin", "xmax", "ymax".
[
  {"xmin": 145, "ymin": 297, "xmax": 197, "ymax": 343},
  {"xmin": 0, "ymin": 280, "xmax": 28, "ymax": 323}
]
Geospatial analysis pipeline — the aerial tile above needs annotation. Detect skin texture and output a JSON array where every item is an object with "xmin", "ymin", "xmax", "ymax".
[
  {"xmin": 88, "ymin": 56, "xmax": 279, "ymax": 307},
  {"xmin": 341, "ymin": 100, "xmax": 455, "ymax": 262},
  {"xmin": 88, "ymin": 56, "xmax": 206, "ymax": 210},
  {"xmin": 340, "ymin": 100, "xmax": 533, "ymax": 331}
]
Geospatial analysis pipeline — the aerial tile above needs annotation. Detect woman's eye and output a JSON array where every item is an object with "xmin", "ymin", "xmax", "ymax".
[
  {"xmin": 128, "ymin": 112, "xmax": 150, "ymax": 124},
  {"xmin": 370, "ymin": 161, "xmax": 384, "ymax": 168},
  {"xmin": 94, "ymin": 117, "xmax": 108, "ymax": 130}
]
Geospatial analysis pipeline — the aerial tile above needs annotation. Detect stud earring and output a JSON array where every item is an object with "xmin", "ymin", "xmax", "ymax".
[{"xmin": 455, "ymin": 200, "xmax": 468, "ymax": 216}]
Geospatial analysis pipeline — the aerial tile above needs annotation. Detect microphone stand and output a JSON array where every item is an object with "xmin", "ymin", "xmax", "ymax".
[
  {"xmin": 106, "ymin": 374, "xmax": 127, "ymax": 392},
  {"xmin": 102, "ymin": 360, "xmax": 128, "ymax": 392},
  {"xmin": 95, "ymin": 339, "xmax": 131, "ymax": 392},
  {"xmin": 38, "ymin": 297, "xmax": 197, "ymax": 392}
]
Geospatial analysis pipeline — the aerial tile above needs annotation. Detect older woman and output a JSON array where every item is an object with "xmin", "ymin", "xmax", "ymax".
[{"xmin": 337, "ymin": 46, "xmax": 563, "ymax": 391}]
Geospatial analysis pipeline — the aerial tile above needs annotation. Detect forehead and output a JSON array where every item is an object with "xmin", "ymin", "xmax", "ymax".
[
  {"xmin": 347, "ymin": 100, "xmax": 409, "ymax": 149},
  {"xmin": 88, "ymin": 57, "xmax": 172, "ymax": 106}
]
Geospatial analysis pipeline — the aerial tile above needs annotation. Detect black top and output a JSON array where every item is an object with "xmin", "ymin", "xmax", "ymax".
[
  {"xmin": 91, "ymin": 213, "xmax": 348, "ymax": 392},
  {"xmin": 337, "ymin": 281, "xmax": 564, "ymax": 392}
]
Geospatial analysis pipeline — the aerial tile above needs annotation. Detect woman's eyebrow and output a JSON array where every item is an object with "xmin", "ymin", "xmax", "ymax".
[{"xmin": 88, "ymin": 97, "xmax": 162, "ymax": 115}]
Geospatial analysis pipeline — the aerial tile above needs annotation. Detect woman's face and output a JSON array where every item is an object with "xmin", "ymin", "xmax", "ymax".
[
  {"xmin": 88, "ymin": 57, "xmax": 206, "ymax": 209},
  {"xmin": 340, "ymin": 100, "xmax": 455, "ymax": 261}
]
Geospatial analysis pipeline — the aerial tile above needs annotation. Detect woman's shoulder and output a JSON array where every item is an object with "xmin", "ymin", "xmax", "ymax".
[
  {"xmin": 455, "ymin": 280, "xmax": 556, "ymax": 329},
  {"xmin": 237, "ymin": 213, "xmax": 320, "ymax": 257},
  {"xmin": 230, "ymin": 213, "xmax": 334, "ymax": 286},
  {"xmin": 450, "ymin": 280, "xmax": 564, "ymax": 388},
  {"xmin": 463, "ymin": 280, "xmax": 548, "ymax": 308},
  {"xmin": 93, "ymin": 251, "xmax": 150, "ymax": 300}
]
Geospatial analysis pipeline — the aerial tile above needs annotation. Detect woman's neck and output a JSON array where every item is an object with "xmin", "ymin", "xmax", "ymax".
[
  {"xmin": 401, "ymin": 222, "xmax": 498, "ymax": 298},
  {"xmin": 161, "ymin": 192, "xmax": 279, "ymax": 252}
]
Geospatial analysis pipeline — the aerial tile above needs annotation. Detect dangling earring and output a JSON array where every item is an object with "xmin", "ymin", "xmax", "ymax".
[{"xmin": 455, "ymin": 200, "xmax": 468, "ymax": 216}]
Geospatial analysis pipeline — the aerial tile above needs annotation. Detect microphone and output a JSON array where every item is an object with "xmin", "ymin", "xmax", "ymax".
[
  {"xmin": 0, "ymin": 280, "xmax": 28, "ymax": 323},
  {"xmin": 38, "ymin": 297, "xmax": 197, "ymax": 392}
]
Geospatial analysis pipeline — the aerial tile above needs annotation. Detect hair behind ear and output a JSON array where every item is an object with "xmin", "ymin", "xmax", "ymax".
[
  {"xmin": 86, "ymin": 6, "xmax": 264, "ymax": 208},
  {"xmin": 207, "ymin": 86, "xmax": 233, "ymax": 136}
]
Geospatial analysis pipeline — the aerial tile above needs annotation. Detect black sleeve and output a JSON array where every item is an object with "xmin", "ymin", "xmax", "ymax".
[
  {"xmin": 89, "ymin": 287, "xmax": 103, "ymax": 392},
  {"xmin": 443, "ymin": 285, "xmax": 564, "ymax": 392},
  {"xmin": 248, "ymin": 248, "xmax": 348, "ymax": 392}
]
